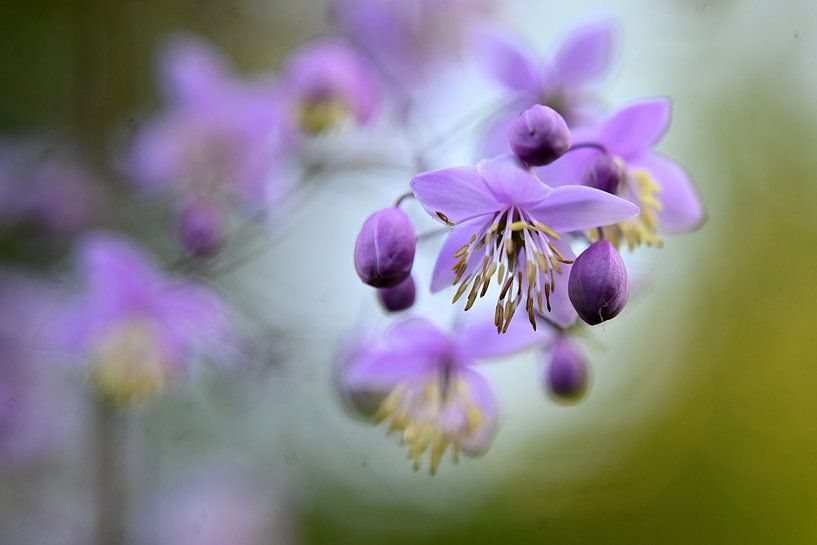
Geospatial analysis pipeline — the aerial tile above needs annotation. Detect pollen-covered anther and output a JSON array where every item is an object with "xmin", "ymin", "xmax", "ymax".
[{"xmin": 449, "ymin": 207, "xmax": 571, "ymax": 332}]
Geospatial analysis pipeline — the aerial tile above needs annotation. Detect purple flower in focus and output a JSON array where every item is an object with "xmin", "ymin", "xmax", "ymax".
[
  {"xmin": 62, "ymin": 232, "xmax": 230, "ymax": 405},
  {"xmin": 130, "ymin": 36, "xmax": 294, "ymax": 211},
  {"xmin": 476, "ymin": 20, "xmax": 616, "ymax": 155},
  {"xmin": 339, "ymin": 316, "xmax": 536, "ymax": 473},
  {"xmin": 330, "ymin": 0, "xmax": 494, "ymax": 93},
  {"xmin": 538, "ymin": 98, "xmax": 706, "ymax": 249},
  {"xmin": 280, "ymin": 40, "xmax": 380, "ymax": 134},
  {"xmin": 410, "ymin": 155, "xmax": 638, "ymax": 331}
]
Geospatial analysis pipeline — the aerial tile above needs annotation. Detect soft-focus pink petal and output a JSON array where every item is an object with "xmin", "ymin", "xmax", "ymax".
[
  {"xmin": 552, "ymin": 20, "xmax": 616, "ymax": 87},
  {"xmin": 457, "ymin": 368, "xmax": 499, "ymax": 456},
  {"xmin": 600, "ymin": 98, "xmax": 672, "ymax": 159},
  {"xmin": 474, "ymin": 30, "xmax": 540, "ymax": 92},
  {"xmin": 528, "ymin": 185, "xmax": 639, "ymax": 232},
  {"xmin": 534, "ymin": 143, "xmax": 600, "ymax": 188},
  {"xmin": 410, "ymin": 167, "xmax": 501, "ymax": 224},
  {"xmin": 430, "ymin": 217, "xmax": 488, "ymax": 292},
  {"xmin": 456, "ymin": 313, "xmax": 544, "ymax": 361},
  {"xmin": 476, "ymin": 155, "xmax": 553, "ymax": 207},
  {"xmin": 631, "ymin": 153, "xmax": 706, "ymax": 233},
  {"xmin": 160, "ymin": 36, "xmax": 231, "ymax": 107}
]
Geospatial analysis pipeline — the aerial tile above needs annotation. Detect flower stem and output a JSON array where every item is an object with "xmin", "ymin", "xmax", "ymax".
[
  {"xmin": 566, "ymin": 142, "xmax": 609, "ymax": 155},
  {"xmin": 93, "ymin": 399, "xmax": 128, "ymax": 545}
]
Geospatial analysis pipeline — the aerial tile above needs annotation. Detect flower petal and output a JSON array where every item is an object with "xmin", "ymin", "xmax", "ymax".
[
  {"xmin": 631, "ymin": 153, "xmax": 706, "ymax": 233},
  {"xmin": 410, "ymin": 167, "xmax": 500, "ymax": 224},
  {"xmin": 430, "ymin": 217, "xmax": 488, "ymax": 292},
  {"xmin": 160, "ymin": 36, "xmax": 231, "ymax": 107},
  {"xmin": 528, "ymin": 185, "xmax": 639, "ymax": 232},
  {"xmin": 457, "ymin": 368, "xmax": 499, "ymax": 456},
  {"xmin": 552, "ymin": 20, "xmax": 616, "ymax": 87},
  {"xmin": 474, "ymin": 30, "xmax": 540, "ymax": 93},
  {"xmin": 456, "ymin": 313, "xmax": 546, "ymax": 361},
  {"xmin": 600, "ymin": 98, "xmax": 672, "ymax": 159},
  {"xmin": 476, "ymin": 155, "xmax": 553, "ymax": 207}
]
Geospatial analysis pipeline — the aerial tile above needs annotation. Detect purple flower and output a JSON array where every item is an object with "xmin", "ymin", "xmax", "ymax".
[
  {"xmin": 568, "ymin": 240, "xmax": 629, "ymax": 325},
  {"xmin": 330, "ymin": 0, "xmax": 494, "ymax": 92},
  {"xmin": 130, "ymin": 36, "xmax": 294, "ymax": 211},
  {"xmin": 339, "ymin": 316, "xmax": 536, "ymax": 473},
  {"xmin": 476, "ymin": 20, "xmax": 616, "ymax": 155},
  {"xmin": 377, "ymin": 274, "xmax": 416, "ymax": 312},
  {"xmin": 542, "ymin": 334, "xmax": 589, "ymax": 403},
  {"xmin": 409, "ymin": 155, "xmax": 638, "ymax": 331},
  {"xmin": 538, "ymin": 98, "xmax": 706, "ymax": 249},
  {"xmin": 62, "ymin": 232, "xmax": 230, "ymax": 405},
  {"xmin": 280, "ymin": 40, "xmax": 379, "ymax": 134}
]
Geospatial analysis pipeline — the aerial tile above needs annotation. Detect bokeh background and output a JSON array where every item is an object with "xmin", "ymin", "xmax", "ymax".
[{"xmin": 2, "ymin": 0, "xmax": 817, "ymax": 544}]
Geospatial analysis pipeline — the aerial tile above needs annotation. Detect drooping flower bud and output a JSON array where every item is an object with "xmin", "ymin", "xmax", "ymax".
[
  {"xmin": 509, "ymin": 105, "xmax": 571, "ymax": 166},
  {"xmin": 582, "ymin": 154, "xmax": 623, "ymax": 194},
  {"xmin": 377, "ymin": 274, "xmax": 416, "ymax": 312},
  {"xmin": 354, "ymin": 207, "xmax": 416, "ymax": 288},
  {"xmin": 568, "ymin": 240, "xmax": 629, "ymax": 325},
  {"xmin": 177, "ymin": 199, "xmax": 225, "ymax": 257},
  {"xmin": 544, "ymin": 338, "xmax": 589, "ymax": 403}
]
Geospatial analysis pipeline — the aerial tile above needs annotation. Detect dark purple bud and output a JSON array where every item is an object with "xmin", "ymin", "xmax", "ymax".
[
  {"xmin": 545, "ymin": 338, "xmax": 589, "ymax": 403},
  {"xmin": 354, "ymin": 207, "xmax": 416, "ymax": 288},
  {"xmin": 377, "ymin": 274, "xmax": 416, "ymax": 312},
  {"xmin": 568, "ymin": 240, "xmax": 629, "ymax": 325},
  {"xmin": 509, "ymin": 105, "xmax": 571, "ymax": 166},
  {"xmin": 582, "ymin": 154, "xmax": 623, "ymax": 194},
  {"xmin": 177, "ymin": 198, "xmax": 225, "ymax": 257}
]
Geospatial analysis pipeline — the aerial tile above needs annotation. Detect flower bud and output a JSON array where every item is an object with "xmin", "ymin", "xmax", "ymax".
[
  {"xmin": 177, "ymin": 199, "xmax": 225, "ymax": 257},
  {"xmin": 568, "ymin": 240, "xmax": 629, "ymax": 325},
  {"xmin": 545, "ymin": 338, "xmax": 589, "ymax": 403},
  {"xmin": 354, "ymin": 207, "xmax": 416, "ymax": 288},
  {"xmin": 509, "ymin": 105, "xmax": 571, "ymax": 166},
  {"xmin": 582, "ymin": 154, "xmax": 623, "ymax": 194},
  {"xmin": 377, "ymin": 274, "xmax": 416, "ymax": 312}
]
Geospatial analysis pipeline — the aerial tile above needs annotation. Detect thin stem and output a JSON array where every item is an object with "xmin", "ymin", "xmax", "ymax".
[
  {"xmin": 394, "ymin": 192, "xmax": 415, "ymax": 208},
  {"xmin": 566, "ymin": 142, "xmax": 609, "ymax": 155},
  {"xmin": 93, "ymin": 399, "xmax": 128, "ymax": 545}
]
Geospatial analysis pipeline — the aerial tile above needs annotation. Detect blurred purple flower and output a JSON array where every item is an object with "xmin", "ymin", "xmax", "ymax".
[
  {"xmin": 61, "ymin": 232, "xmax": 230, "ymax": 405},
  {"xmin": 339, "ymin": 316, "xmax": 536, "ymax": 473},
  {"xmin": 538, "ymin": 98, "xmax": 706, "ymax": 249},
  {"xmin": 130, "ymin": 36, "xmax": 295, "ymax": 211},
  {"xmin": 476, "ymin": 20, "xmax": 616, "ymax": 155},
  {"xmin": 0, "ymin": 137, "xmax": 100, "ymax": 235},
  {"xmin": 410, "ymin": 155, "xmax": 637, "ymax": 331},
  {"xmin": 135, "ymin": 465, "xmax": 294, "ymax": 545},
  {"xmin": 280, "ymin": 40, "xmax": 380, "ymax": 134},
  {"xmin": 330, "ymin": 0, "xmax": 494, "ymax": 93}
]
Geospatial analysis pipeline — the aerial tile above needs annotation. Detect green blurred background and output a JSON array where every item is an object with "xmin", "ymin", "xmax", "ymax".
[{"xmin": 3, "ymin": 1, "xmax": 817, "ymax": 544}]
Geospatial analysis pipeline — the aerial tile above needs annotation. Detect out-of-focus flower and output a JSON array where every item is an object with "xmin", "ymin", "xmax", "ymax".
[
  {"xmin": 410, "ymin": 155, "xmax": 637, "ymax": 331},
  {"xmin": 354, "ymin": 207, "xmax": 416, "ymax": 288},
  {"xmin": 541, "ymin": 332, "xmax": 589, "ymax": 403},
  {"xmin": 339, "ymin": 316, "xmax": 535, "ymax": 474},
  {"xmin": 509, "ymin": 105, "xmax": 571, "ymax": 166},
  {"xmin": 176, "ymin": 197, "xmax": 226, "ymax": 257},
  {"xmin": 476, "ymin": 20, "xmax": 616, "ymax": 155},
  {"xmin": 135, "ymin": 465, "xmax": 293, "ymax": 545},
  {"xmin": 377, "ymin": 274, "xmax": 416, "ymax": 312},
  {"xmin": 130, "ymin": 36, "xmax": 294, "ymax": 213},
  {"xmin": 538, "ymin": 98, "xmax": 706, "ymax": 249},
  {"xmin": 280, "ymin": 40, "xmax": 379, "ymax": 134},
  {"xmin": 568, "ymin": 240, "xmax": 629, "ymax": 325},
  {"xmin": 0, "ymin": 273, "xmax": 78, "ymax": 466},
  {"xmin": 60, "ymin": 232, "xmax": 230, "ymax": 405},
  {"xmin": 0, "ymin": 137, "xmax": 99, "ymax": 235},
  {"xmin": 330, "ymin": 0, "xmax": 495, "ymax": 92}
]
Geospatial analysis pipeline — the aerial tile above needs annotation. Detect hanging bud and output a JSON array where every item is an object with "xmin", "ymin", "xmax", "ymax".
[
  {"xmin": 176, "ymin": 198, "xmax": 225, "ymax": 257},
  {"xmin": 568, "ymin": 240, "xmax": 629, "ymax": 325},
  {"xmin": 508, "ymin": 105, "xmax": 571, "ymax": 166},
  {"xmin": 354, "ymin": 207, "xmax": 416, "ymax": 288},
  {"xmin": 544, "ymin": 338, "xmax": 589, "ymax": 403},
  {"xmin": 582, "ymin": 154, "xmax": 623, "ymax": 194},
  {"xmin": 377, "ymin": 274, "xmax": 416, "ymax": 312}
]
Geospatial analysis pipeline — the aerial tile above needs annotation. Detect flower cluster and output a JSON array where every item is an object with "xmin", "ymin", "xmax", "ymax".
[{"xmin": 348, "ymin": 18, "xmax": 705, "ymax": 473}]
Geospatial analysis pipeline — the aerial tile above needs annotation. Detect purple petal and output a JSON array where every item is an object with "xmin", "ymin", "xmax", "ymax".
[
  {"xmin": 430, "ymin": 217, "xmax": 487, "ymax": 292},
  {"xmin": 534, "ymin": 139, "xmax": 600, "ymax": 188},
  {"xmin": 480, "ymin": 110, "xmax": 518, "ymax": 158},
  {"xmin": 160, "ymin": 36, "xmax": 230, "ymax": 107},
  {"xmin": 457, "ymin": 368, "xmax": 499, "ymax": 456},
  {"xmin": 410, "ymin": 167, "xmax": 500, "ymax": 224},
  {"xmin": 528, "ymin": 185, "xmax": 639, "ymax": 232},
  {"xmin": 600, "ymin": 98, "xmax": 672, "ymax": 159},
  {"xmin": 456, "ymin": 314, "xmax": 547, "ymax": 361},
  {"xmin": 631, "ymin": 153, "xmax": 706, "ymax": 233},
  {"xmin": 552, "ymin": 20, "xmax": 616, "ymax": 87},
  {"xmin": 476, "ymin": 155, "xmax": 553, "ymax": 207},
  {"xmin": 474, "ymin": 30, "xmax": 540, "ymax": 92}
]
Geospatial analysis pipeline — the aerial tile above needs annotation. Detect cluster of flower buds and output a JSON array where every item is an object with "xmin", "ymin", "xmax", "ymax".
[{"xmin": 346, "ymin": 18, "xmax": 705, "ymax": 473}]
